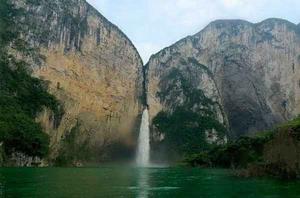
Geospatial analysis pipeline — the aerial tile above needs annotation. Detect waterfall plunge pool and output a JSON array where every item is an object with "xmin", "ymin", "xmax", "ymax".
[{"xmin": 2, "ymin": 109, "xmax": 300, "ymax": 197}]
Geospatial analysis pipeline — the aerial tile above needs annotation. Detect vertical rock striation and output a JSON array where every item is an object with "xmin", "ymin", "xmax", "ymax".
[
  {"xmin": 14, "ymin": 0, "xmax": 143, "ymax": 162},
  {"xmin": 146, "ymin": 18, "xmax": 300, "ymax": 139}
]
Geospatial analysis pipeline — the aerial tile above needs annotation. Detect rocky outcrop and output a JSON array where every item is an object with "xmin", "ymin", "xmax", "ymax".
[
  {"xmin": 5, "ymin": 152, "xmax": 47, "ymax": 167},
  {"xmin": 146, "ymin": 18, "xmax": 300, "ymax": 138},
  {"xmin": 263, "ymin": 122, "xmax": 300, "ymax": 179},
  {"xmin": 14, "ymin": 0, "xmax": 143, "ymax": 162}
]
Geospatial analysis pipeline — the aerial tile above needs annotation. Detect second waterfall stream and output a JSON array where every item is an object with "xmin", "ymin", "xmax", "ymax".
[{"xmin": 136, "ymin": 109, "xmax": 150, "ymax": 167}]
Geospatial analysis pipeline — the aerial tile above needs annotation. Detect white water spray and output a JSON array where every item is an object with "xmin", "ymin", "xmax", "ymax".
[{"xmin": 136, "ymin": 109, "xmax": 150, "ymax": 166}]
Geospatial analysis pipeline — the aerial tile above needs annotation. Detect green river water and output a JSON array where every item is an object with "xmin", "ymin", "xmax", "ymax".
[{"xmin": 0, "ymin": 166, "xmax": 299, "ymax": 198}]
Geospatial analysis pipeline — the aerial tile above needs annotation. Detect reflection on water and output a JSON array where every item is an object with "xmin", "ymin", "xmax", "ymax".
[
  {"xmin": 137, "ymin": 168, "xmax": 149, "ymax": 198},
  {"xmin": 1, "ymin": 167, "xmax": 300, "ymax": 198}
]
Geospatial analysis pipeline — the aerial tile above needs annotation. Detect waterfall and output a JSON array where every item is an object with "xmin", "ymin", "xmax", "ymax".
[{"xmin": 136, "ymin": 109, "xmax": 150, "ymax": 166}]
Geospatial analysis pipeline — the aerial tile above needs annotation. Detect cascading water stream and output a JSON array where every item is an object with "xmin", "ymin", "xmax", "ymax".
[{"xmin": 136, "ymin": 109, "xmax": 150, "ymax": 167}]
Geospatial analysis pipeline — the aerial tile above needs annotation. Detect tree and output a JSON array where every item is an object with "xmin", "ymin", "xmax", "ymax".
[{"xmin": 0, "ymin": 0, "xmax": 62, "ymax": 159}]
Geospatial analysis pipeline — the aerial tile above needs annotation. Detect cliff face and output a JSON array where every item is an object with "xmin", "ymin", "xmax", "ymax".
[
  {"xmin": 146, "ymin": 19, "xmax": 300, "ymax": 139},
  {"xmin": 14, "ymin": 0, "xmax": 143, "ymax": 162}
]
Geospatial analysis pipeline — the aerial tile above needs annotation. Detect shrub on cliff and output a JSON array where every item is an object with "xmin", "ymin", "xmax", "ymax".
[
  {"xmin": 152, "ymin": 67, "xmax": 226, "ymax": 158},
  {"xmin": 153, "ymin": 107, "xmax": 227, "ymax": 155},
  {"xmin": 0, "ymin": 0, "xmax": 62, "ymax": 160},
  {"xmin": 185, "ymin": 133, "xmax": 273, "ymax": 168}
]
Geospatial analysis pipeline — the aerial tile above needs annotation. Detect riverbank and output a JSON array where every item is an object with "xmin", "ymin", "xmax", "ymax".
[{"xmin": 185, "ymin": 117, "xmax": 300, "ymax": 180}]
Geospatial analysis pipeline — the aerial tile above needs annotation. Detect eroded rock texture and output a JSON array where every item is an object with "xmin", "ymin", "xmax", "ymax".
[
  {"xmin": 14, "ymin": 0, "xmax": 143, "ymax": 162},
  {"xmin": 146, "ymin": 19, "xmax": 300, "ymax": 139}
]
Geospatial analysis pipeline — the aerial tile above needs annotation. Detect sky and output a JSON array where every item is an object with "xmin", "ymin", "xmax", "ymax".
[{"xmin": 86, "ymin": 0, "xmax": 300, "ymax": 63}]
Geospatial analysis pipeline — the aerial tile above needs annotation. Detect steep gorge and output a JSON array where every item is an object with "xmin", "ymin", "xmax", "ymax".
[
  {"xmin": 146, "ymin": 19, "xmax": 300, "ymax": 143},
  {"xmin": 6, "ymin": 0, "xmax": 300, "ymax": 165},
  {"xmin": 13, "ymin": 0, "xmax": 144, "ymax": 164}
]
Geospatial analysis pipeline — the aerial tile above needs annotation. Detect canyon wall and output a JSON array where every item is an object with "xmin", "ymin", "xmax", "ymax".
[
  {"xmin": 146, "ymin": 19, "xmax": 300, "ymax": 139},
  {"xmin": 14, "ymin": 0, "xmax": 143, "ymax": 162},
  {"xmin": 10, "ymin": 0, "xmax": 300, "ymax": 162}
]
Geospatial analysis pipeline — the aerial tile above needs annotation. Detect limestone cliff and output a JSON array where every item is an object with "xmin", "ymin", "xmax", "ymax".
[
  {"xmin": 146, "ymin": 18, "xmax": 300, "ymax": 139},
  {"xmin": 14, "ymin": 0, "xmax": 143, "ymax": 162}
]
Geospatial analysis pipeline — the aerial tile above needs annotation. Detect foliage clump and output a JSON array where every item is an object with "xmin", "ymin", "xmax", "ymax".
[
  {"xmin": 153, "ymin": 67, "xmax": 226, "ymax": 157},
  {"xmin": 185, "ymin": 133, "xmax": 273, "ymax": 168},
  {"xmin": 0, "ymin": 0, "xmax": 62, "ymax": 159},
  {"xmin": 54, "ymin": 122, "xmax": 90, "ymax": 166},
  {"xmin": 186, "ymin": 117, "xmax": 300, "ymax": 179}
]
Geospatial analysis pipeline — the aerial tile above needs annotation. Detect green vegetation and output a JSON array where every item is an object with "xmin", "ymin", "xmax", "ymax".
[
  {"xmin": 185, "ymin": 133, "xmax": 273, "ymax": 168},
  {"xmin": 55, "ymin": 122, "xmax": 90, "ymax": 166},
  {"xmin": 278, "ymin": 115, "xmax": 300, "ymax": 131},
  {"xmin": 186, "ymin": 117, "xmax": 300, "ymax": 179},
  {"xmin": 153, "ymin": 67, "xmax": 226, "ymax": 156},
  {"xmin": 153, "ymin": 108, "xmax": 226, "ymax": 155},
  {"xmin": 0, "ymin": 0, "xmax": 62, "ymax": 160}
]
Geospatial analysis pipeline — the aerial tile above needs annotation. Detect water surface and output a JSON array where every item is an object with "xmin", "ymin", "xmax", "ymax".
[{"xmin": 0, "ymin": 166, "xmax": 299, "ymax": 198}]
